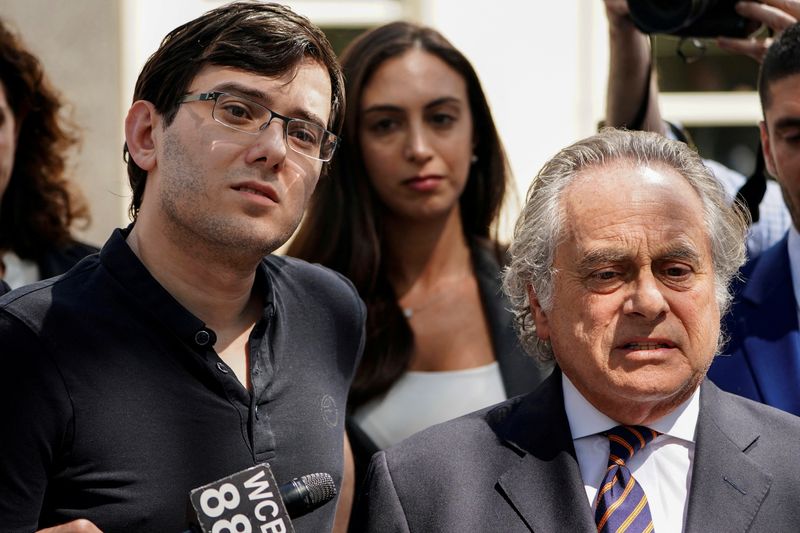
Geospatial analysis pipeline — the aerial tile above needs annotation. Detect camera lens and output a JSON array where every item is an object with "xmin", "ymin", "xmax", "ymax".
[{"xmin": 628, "ymin": 0, "xmax": 709, "ymax": 35}]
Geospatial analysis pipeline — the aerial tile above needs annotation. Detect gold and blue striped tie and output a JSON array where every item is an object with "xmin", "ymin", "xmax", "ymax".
[{"xmin": 594, "ymin": 425, "xmax": 659, "ymax": 533}]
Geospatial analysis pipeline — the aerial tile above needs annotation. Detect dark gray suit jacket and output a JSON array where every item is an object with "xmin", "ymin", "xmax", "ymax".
[{"xmin": 352, "ymin": 371, "xmax": 800, "ymax": 532}]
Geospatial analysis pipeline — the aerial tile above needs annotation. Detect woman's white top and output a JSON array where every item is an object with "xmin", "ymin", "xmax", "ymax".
[
  {"xmin": 352, "ymin": 361, "xmax": 506, "ymax": 450},
  {"xmin": 1, "ymin": 251, "xmax": 39, "ymax": 289}
]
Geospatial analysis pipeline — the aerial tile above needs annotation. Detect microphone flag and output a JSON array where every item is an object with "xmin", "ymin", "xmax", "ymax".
[{"xmin": 189, "ymin": 463, "xmax": 295, "ymax": 533}]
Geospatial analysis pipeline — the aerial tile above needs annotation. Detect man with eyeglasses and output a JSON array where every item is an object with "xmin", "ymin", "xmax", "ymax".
[{"xmin": 0, "ymin": 3, "xmax": 364, "ymax": 532}]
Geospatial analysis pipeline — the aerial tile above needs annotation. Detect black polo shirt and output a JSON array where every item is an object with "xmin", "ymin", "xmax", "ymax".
[{"xmin": 0, "ymin": 228, "xmax": 365, "ymax": 532}]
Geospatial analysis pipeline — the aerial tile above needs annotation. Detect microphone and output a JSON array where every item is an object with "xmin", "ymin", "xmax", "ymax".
[
  {"xmin": 279, "ymin": 472, "xmax": 337, "ymax": 518},
  {"xmin": 187, "ymin": 463, "xmax": 336, "ymax": 533}
]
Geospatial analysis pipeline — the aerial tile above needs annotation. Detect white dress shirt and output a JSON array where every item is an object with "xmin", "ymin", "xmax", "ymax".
[{"xmin": 562, "ymin": 374, "xmax": 699, "ymax": 533}]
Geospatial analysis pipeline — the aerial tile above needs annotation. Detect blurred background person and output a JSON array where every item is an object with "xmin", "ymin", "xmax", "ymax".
[
  {"xmin": 288, "ymin": 21, "xmax": 551, "ymax": 486},
  {"xmin": 0, "ymin": 19, "xmax": 96, "ymax": 293},
  {"xmin": 602, "ymin": 0, "xmax": 791, "ymax": 258},
  {"xmin": 709, "ymin": 14, "xmax": 800, "ymax": 416}
]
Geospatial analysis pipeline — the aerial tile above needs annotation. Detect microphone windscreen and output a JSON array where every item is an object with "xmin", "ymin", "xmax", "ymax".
[
  {"xmin": 298, "ymin": 473, "xmax": 337, "ymax": 506},
  {"xmin": 279, "ymin": 472, "xmax": 336, "ymax": 518}
]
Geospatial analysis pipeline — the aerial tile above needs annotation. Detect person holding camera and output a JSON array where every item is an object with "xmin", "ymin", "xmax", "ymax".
[{"xmin": 603, "ymin": 0, "xmax": 792, "ymax": 258}]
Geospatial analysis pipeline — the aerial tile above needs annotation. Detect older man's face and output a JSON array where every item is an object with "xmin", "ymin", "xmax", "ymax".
[{"xmin": 530, "ymin": 160, "xmax": 719, "ymax": 423}]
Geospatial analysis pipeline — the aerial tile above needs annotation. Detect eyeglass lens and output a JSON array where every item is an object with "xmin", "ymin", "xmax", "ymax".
[{"xmin": 212, "ymin": 93, "xmax": 335, "ymax": 161}]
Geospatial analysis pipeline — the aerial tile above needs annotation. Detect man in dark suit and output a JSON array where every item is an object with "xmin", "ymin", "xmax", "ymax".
[
  {"xmin": 352, "ymin": 129, "xmax": 800, "ymax": 532},
  {"xmin": 707, "ymin": 20, "xmax": 800, "ymax": 415}
]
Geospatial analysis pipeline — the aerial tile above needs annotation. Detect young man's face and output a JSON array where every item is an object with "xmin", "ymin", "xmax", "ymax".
[
  {"xmin": 145, "ymin": 62, "xmax": 332, "ymax": 257},
  {"xmin": 761, "ymin": 72, "xmax": 800, "ymax": 232}
]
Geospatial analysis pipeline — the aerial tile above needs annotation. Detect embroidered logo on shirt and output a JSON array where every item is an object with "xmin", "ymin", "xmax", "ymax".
[{"xmin": 321, "ymin": 394, "xmax": 339, "ymax": 428}]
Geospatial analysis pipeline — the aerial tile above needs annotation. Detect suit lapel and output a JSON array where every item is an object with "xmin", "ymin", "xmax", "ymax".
[
  {"xmin": 492, "ymin": 372, "xmax": 596, "ymax": 532},
  {"xmin": 684, "ymin": 382, "xmax": 772, "ymax": 532},
  {"xmin": 738, "ymin": 239, "xmax": 800, "ymax": 413}
]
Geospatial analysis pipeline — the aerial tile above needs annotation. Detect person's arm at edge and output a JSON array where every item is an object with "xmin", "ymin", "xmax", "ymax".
[
  {"xmin": 604, "ymin": 0, "xmax": 667, "ymax": 135},
  {"xmin": 332, "ymin": 432, "xmax": 354, "ymax": 533}
]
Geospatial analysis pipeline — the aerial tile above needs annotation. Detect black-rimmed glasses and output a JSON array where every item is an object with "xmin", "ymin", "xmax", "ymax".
[{"xmin": 179, "ymin": 91, "xmax": 338, "ymax": 162}]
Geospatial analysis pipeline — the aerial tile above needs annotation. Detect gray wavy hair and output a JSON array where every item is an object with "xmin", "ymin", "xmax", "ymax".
[{"xmin": 503, "ymin": 128, "xmax": 750, "ymax": 361}]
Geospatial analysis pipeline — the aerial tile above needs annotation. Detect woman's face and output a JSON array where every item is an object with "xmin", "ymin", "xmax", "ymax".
[
  {"xmin": 0, "ymin": 82, "xmax": 17, "ymax": 202},
  {"xmin": 358, "ymin": 48, "xmax": 474, "ymax": 222}
]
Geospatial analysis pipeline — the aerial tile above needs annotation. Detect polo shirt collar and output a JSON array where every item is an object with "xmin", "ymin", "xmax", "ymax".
[{"xmin": 98, "ymin": 225, "xmax": 275, "ymax": 352}]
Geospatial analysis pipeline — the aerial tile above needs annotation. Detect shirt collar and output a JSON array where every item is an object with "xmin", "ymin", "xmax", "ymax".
[
  {"xmin": 562, "ymin": 373, "xmax": 699, "ymax": 443},
  {"xmin": 99, "ymin": 225, "xmax": 274, "ymax": 351}
]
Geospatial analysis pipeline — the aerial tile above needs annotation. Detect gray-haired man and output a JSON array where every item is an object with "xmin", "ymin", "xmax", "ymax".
[{"xmin": 353, "ymin": 128, "xmax": 800, "ymax": 533}]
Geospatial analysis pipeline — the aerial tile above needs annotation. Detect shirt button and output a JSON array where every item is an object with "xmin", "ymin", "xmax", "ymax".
[
  {"xmin": 216, "ymin": 361, "xmax": 229, "ymax": 374},
  {"xmin": 195, "ymin": 330, "xmax": 211, "ymax": 346},
  {"xmin": 254, "ymin": 405, "xmax": 260, "ymax": 419}
]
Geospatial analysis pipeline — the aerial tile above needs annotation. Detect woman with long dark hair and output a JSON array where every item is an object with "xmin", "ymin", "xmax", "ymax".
[{"xmin": 289, "ymin": 21, "xmax": 550, "ymax": 481}]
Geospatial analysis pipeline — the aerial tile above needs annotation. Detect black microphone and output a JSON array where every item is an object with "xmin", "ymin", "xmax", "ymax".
[
  {"xmin": 186, "ymin": 463, "xmax": 336, "ymax": 533},
  {"xmin": 279, "ymin": 472, "xmax": 337, "ymax": 518}
]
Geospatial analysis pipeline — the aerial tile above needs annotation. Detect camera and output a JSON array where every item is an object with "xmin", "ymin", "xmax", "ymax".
[{"xmin": 627, "ymin": 0, "xmax": 759, "ymax": 38}]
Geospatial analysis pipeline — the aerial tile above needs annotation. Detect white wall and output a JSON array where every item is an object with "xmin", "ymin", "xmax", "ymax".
[
  {"xmin": 420, "ymin": 0, "xmax": 609, "ymax": 236},
  {"xmin": 427, "ymin": 1, "xmax": 587, "ymax": 191}
]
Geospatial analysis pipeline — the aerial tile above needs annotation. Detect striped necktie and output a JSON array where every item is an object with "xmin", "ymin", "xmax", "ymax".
[{"xmin": 594, "ymin": 425, "xmax": 659, "ymax": 533}]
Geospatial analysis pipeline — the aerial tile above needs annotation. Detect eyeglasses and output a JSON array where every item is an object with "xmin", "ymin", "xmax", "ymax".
[{"xmin": 179, "ymin": 91, "xmax": 338, "ymax": 162}]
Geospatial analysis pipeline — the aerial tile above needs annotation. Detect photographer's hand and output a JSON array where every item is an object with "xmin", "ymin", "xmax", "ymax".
[
  {"xmin": 717, "ymin": 0, "xmax": 800, "ymax": 62},
  {"xmin": 604, "ymin": 0, "xmax": 635, "ymax": 29}
]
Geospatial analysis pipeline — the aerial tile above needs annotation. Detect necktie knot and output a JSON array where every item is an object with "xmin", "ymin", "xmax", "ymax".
[{"xmin": 605, "ymin": 425, "xmax": 659, "ymax": 466}]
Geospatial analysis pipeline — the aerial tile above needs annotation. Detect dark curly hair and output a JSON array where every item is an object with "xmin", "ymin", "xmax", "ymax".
[{"xmin": 0, "ymin": 18, "xmax": 88, "ymax": 260}]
